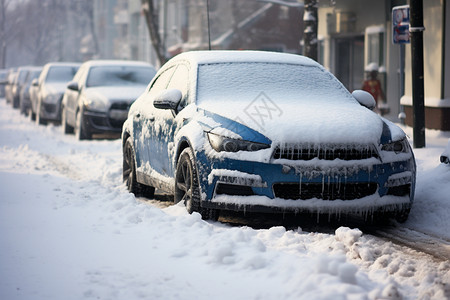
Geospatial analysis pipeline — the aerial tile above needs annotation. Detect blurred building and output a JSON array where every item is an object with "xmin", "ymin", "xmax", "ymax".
[{"xmin": 317, "ymin": 0, "xmax": 449, "ymax": 130}]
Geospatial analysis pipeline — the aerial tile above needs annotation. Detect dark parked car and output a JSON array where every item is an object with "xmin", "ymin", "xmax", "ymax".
[
  {"xmin": 0, "ymin": 69, "xmax": 8, "ymax": 98},
  {"xmin": 62, "ymin": 60, "xmax": 156, "ymax": 140},
  {"xmin": 11, "ymin": 67, "xmax": 35, "ymax": 109},
  {"xmin": 32, "ymin": 62, "xmax": 80, "ymax": 125},
  {"xmin": 122, "ymin": 50, "xmax": 416, "ymax": 222},
  {"xmin": 19, "ymin": 67, "xmax": 42, "ymax": 115}
]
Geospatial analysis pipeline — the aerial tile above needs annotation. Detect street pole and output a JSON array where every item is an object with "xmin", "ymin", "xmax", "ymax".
[{"xmin": 410, "ymin": 0, "xmax": 426, "ymax": 148}]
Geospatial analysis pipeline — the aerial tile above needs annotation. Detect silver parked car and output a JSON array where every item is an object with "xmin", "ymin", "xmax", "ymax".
[
  {"xmin": 61, "ymin": 60, "xmax": 156, "ymax": 140},
  {"xmin": 32, "ymin": 62, "xmax": 80, "ymax": 125},
  {"xmin": 0, "ymin": 69, "xmax": 8, "ymax": 98},
  {"xmin": 5, "ymin": 69, "xmax": 17, "ymax": 105},
  {"xmin": 19, "ymin": 67, "xmax": 42, "ymax": 115}
]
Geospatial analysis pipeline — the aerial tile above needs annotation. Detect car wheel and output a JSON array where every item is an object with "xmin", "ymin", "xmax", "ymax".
[
  {"xmin": 36, "ymin": 100, "xmax": 47, "ymax": 125},
  {"xmin": 19, "ymin": 99, "xmax": 26, "ymax": 115},
  {"xmin": 13, "ymin": 97, "xmax": 19, "ymax": 109},
  {"xmin": 123, "ymin": 137, "xmax": 155, "ymax": 197},
  {"xmin": 395, "ymin": 206, "xmax": 411, "ymax": 223},
  {"xmin": 61, "ymin": 106, "xmax": 74, "ymax": 134},
  {"xmin": 75, "ymin": 109, "xmax": 91, "ymax": 140},
  {"xmin": 175, "ymin": 148, "xmax": 219, "ymax": 220}
]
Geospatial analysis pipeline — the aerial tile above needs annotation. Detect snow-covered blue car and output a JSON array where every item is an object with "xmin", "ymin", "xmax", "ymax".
[{"xmin": 122, "ymin": 51, "xmax": 416, "ymax": 222}]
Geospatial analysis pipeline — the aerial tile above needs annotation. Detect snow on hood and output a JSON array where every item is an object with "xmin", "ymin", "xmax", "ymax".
[
  {"xmin": 199, "ymin": 100, "xmax": 383, "ymax": 146},
  {"xmin": 84, "ymin": 85, "xmax": 147, "ymax": 103},
  {"xmin": 44, "ymin": 82, "xmax": 69, "ymax": 95}
]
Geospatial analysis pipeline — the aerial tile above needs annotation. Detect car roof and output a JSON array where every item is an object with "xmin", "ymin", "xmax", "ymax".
[
  {"xmin": 170, "ymin": 50, "xmax": 321, "ymax": 68},
  {"xmin": 81, "ymin": 60, "xmax": 154, "ymax": 68},
  {"xmin": 43, "ymin": 62, "xmax": 81, "ymax": 68}
]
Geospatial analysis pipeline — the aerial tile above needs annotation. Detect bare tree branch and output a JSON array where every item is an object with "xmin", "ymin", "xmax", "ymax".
[{"xmin": 141, "ymin": 0, "xmax": 167, "ymax": 66}]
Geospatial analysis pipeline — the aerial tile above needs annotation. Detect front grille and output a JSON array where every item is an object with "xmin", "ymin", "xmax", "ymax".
[
  {"xmin": 108, "ymin": 102, "xmax": 130, "ymax": 129},
  {"xmin": 216, "ymin": 183, "xmax": 254, "ymax": 196},
  {"xmin": 273, "ymin": 182, "xmax": 378, "ymax": 200},
  {"xmin": 387, "ymin": 184, "xmax": 411, "ymax": 197},
  {"xmin": 110, "ymin": 102, "xmax": 130, "ymax": 110},
  {"xmin": 43, "ymin": 103, "xmax": 56, "ymax": 113},
  {"xmin": 273, "ymin": 144, "xmax": 378, "ymax": 161}
]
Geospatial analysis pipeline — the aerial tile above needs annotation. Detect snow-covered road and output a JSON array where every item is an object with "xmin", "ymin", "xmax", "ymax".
[{"xmin": 0, "ymin": 99, "xmax": 449, "ymax": 300}]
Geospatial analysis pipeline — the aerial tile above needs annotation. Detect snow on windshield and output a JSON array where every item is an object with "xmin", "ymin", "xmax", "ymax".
[
  {"xmin": 196, "ymin": 62, "xmax": 354, "ymax": 106},
  {"xmin": 46, "ymin": 66, "xmax": 79, "ymax": 83},
  {"xmin": 86, "ymin": 66, "xmax": 154, "ymax": 88}
]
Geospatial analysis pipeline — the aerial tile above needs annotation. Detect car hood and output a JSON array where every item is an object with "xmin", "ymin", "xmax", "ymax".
[
  {"xmin": 84, "ymin": 85, "xmax": 147, "ymax": 103},
  {"xmin": 44, "ymin": 82, "xmax": 68, "ymax": 95},
  {"xmin": 197, "ymin": 101, "xmax": 386, "ymax": 146}
]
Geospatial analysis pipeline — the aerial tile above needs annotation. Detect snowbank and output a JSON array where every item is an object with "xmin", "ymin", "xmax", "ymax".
[{"xmin": 0, "ymin": 100, "xmax": 449, "ymax": 300}]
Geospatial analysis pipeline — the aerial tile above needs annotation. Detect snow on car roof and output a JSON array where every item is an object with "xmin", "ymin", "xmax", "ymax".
[
  {"xmin": 43, "ymin": 62, "xmax": 81, "ymax": 67},
  {"xmin": 171, "ymin": 50, "xmax": 321, "ymax": 67},
  {"xmin": 82, "ymin": 60, "xmax": 154, "ymax": 67}
]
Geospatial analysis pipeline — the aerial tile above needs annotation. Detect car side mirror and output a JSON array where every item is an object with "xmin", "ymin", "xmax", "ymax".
[
  {"xmin": 67, "ymin": 81, "xmax": 79, "ymax": 91},
  {"xmin": 153, "ymin": 89, "xmax": 182, "ymax": 111},
  {"xmin": 352, "ymin": 90, "xmax": 376, "ymax": 110},
  {"xmin": 31, "ymin": 78, "xmax": 39, "ymax": 86}
]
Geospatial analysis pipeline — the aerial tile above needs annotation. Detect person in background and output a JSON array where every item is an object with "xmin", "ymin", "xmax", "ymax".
[{"xmin": 362, "ymin": 62, "xmax": 386, "ymax": 114}]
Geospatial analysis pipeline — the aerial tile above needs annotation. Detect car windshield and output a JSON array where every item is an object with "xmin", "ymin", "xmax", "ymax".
[
  {"xmin": 86, "ymin": 66, "xmax": 154, "ymax": 88},
  {"xmin": 196, "ymin": 62, "xmax": 354, "ymax": 106},
  {"xmin": 26, "ymin": 70, "xmax": 41, "ymax": 82},
  {"xmin": 17, "ymin": 70, "xmax": 29, "ymax": 84},
  {"xmin": 46, "ymin": 66, "xmax": 78, "ymax": 83}
]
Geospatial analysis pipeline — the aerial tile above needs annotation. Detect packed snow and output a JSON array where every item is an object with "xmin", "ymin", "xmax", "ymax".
[{"xmin": 0, "ymin": 99, "xmax": 449, "ymax": 300}]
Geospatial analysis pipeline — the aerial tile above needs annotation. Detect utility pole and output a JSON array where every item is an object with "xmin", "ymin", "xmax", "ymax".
[
  {"xmin": 303, "ymin": 0, "xmax": 318, "ymax": 61},
  {"xmin": 410, "ymin": 0, "xmax": 426, "ymax": 148}
]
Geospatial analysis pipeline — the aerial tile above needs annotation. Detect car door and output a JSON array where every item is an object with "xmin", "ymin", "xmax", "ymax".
[
  {"xmin": 65, "ymin": 66, "xmax": 87, "ymax": 126},
  {"xmin": 150, "ymin": 63, "xmax": 190, "ymax": 178},
  {"xmin": 133, "ymin": 65, "xmax": 176, "ymax": 181}
]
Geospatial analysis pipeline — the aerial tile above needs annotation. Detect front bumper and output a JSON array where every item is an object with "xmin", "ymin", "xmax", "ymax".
[
  {"xmin": 83, "ymin": 106, "xmax": 129, "ymax": 135},
  {"xmin": 198, "ymin": 151, "xmax": 416, "ymax": 215},
  {"xmin": 40, "ymin": 95, "xmax": 63, "ymax": 121}
]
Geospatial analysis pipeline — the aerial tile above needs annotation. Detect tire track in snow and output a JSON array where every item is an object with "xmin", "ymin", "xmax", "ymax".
[{"xmin": 365, "ymin": 226, "xmax": 450, "ymax": 261}]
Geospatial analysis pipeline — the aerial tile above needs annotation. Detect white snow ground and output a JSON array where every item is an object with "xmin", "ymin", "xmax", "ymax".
[{"xmin": 0, "ymin": 99, "xmax": 449, "ymax": 300}]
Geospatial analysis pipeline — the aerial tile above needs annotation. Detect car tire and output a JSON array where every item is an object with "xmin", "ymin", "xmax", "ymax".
[
  {"xmin": 175, "ymin": 147, "xmax": 219, "ymax": 221},
  {"xmin": 19, "ymin": 99, "xmax": 26, "ymax": 115},
  {"xmin": 395, "ymin": 206, "xmax": 411, "ymax": 223},
  {"xmin": 75, "ymin": 109, "xmax": 91, "ymax": 140},
  {"xmin": 13, "ymin": 96, "xmax": 19, "ymax": 109},
  {"xmin": 61, "ymin": 106, "xmax": 74, "ymax": 134},
  {"xmin": 36, "ymin": 100, "xmax": 47, "ymax": 125},
  {"xmin": 123, "ymin": 137, "xmax": 155, "ymax": 197}
]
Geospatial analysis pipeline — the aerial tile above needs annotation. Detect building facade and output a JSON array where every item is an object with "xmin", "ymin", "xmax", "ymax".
[{"xmin": 318, "ymin": 0, "xmax": 450, "ymax": 130}]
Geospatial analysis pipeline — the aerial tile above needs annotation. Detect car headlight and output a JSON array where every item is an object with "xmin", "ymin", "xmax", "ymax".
[
  {"xmin": 207, "ymin": 132, "xmax": 270, "ymax": 152},
  {"xmin": 83, "ymin": 97, "xmax": 108, "ymax": 112},
  {"xmin": 381, "ymin": 138, "xmax": 409, "ymax": 153}
]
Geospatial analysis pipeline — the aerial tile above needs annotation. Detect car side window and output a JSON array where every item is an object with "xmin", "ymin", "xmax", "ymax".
[
  {"xmin": 147, "ymin": 66, "xmax": 176, "ymax": 100},
  {"xmin": 166, "ymin": 64, "xmax": 189, "ymax": 110}
]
